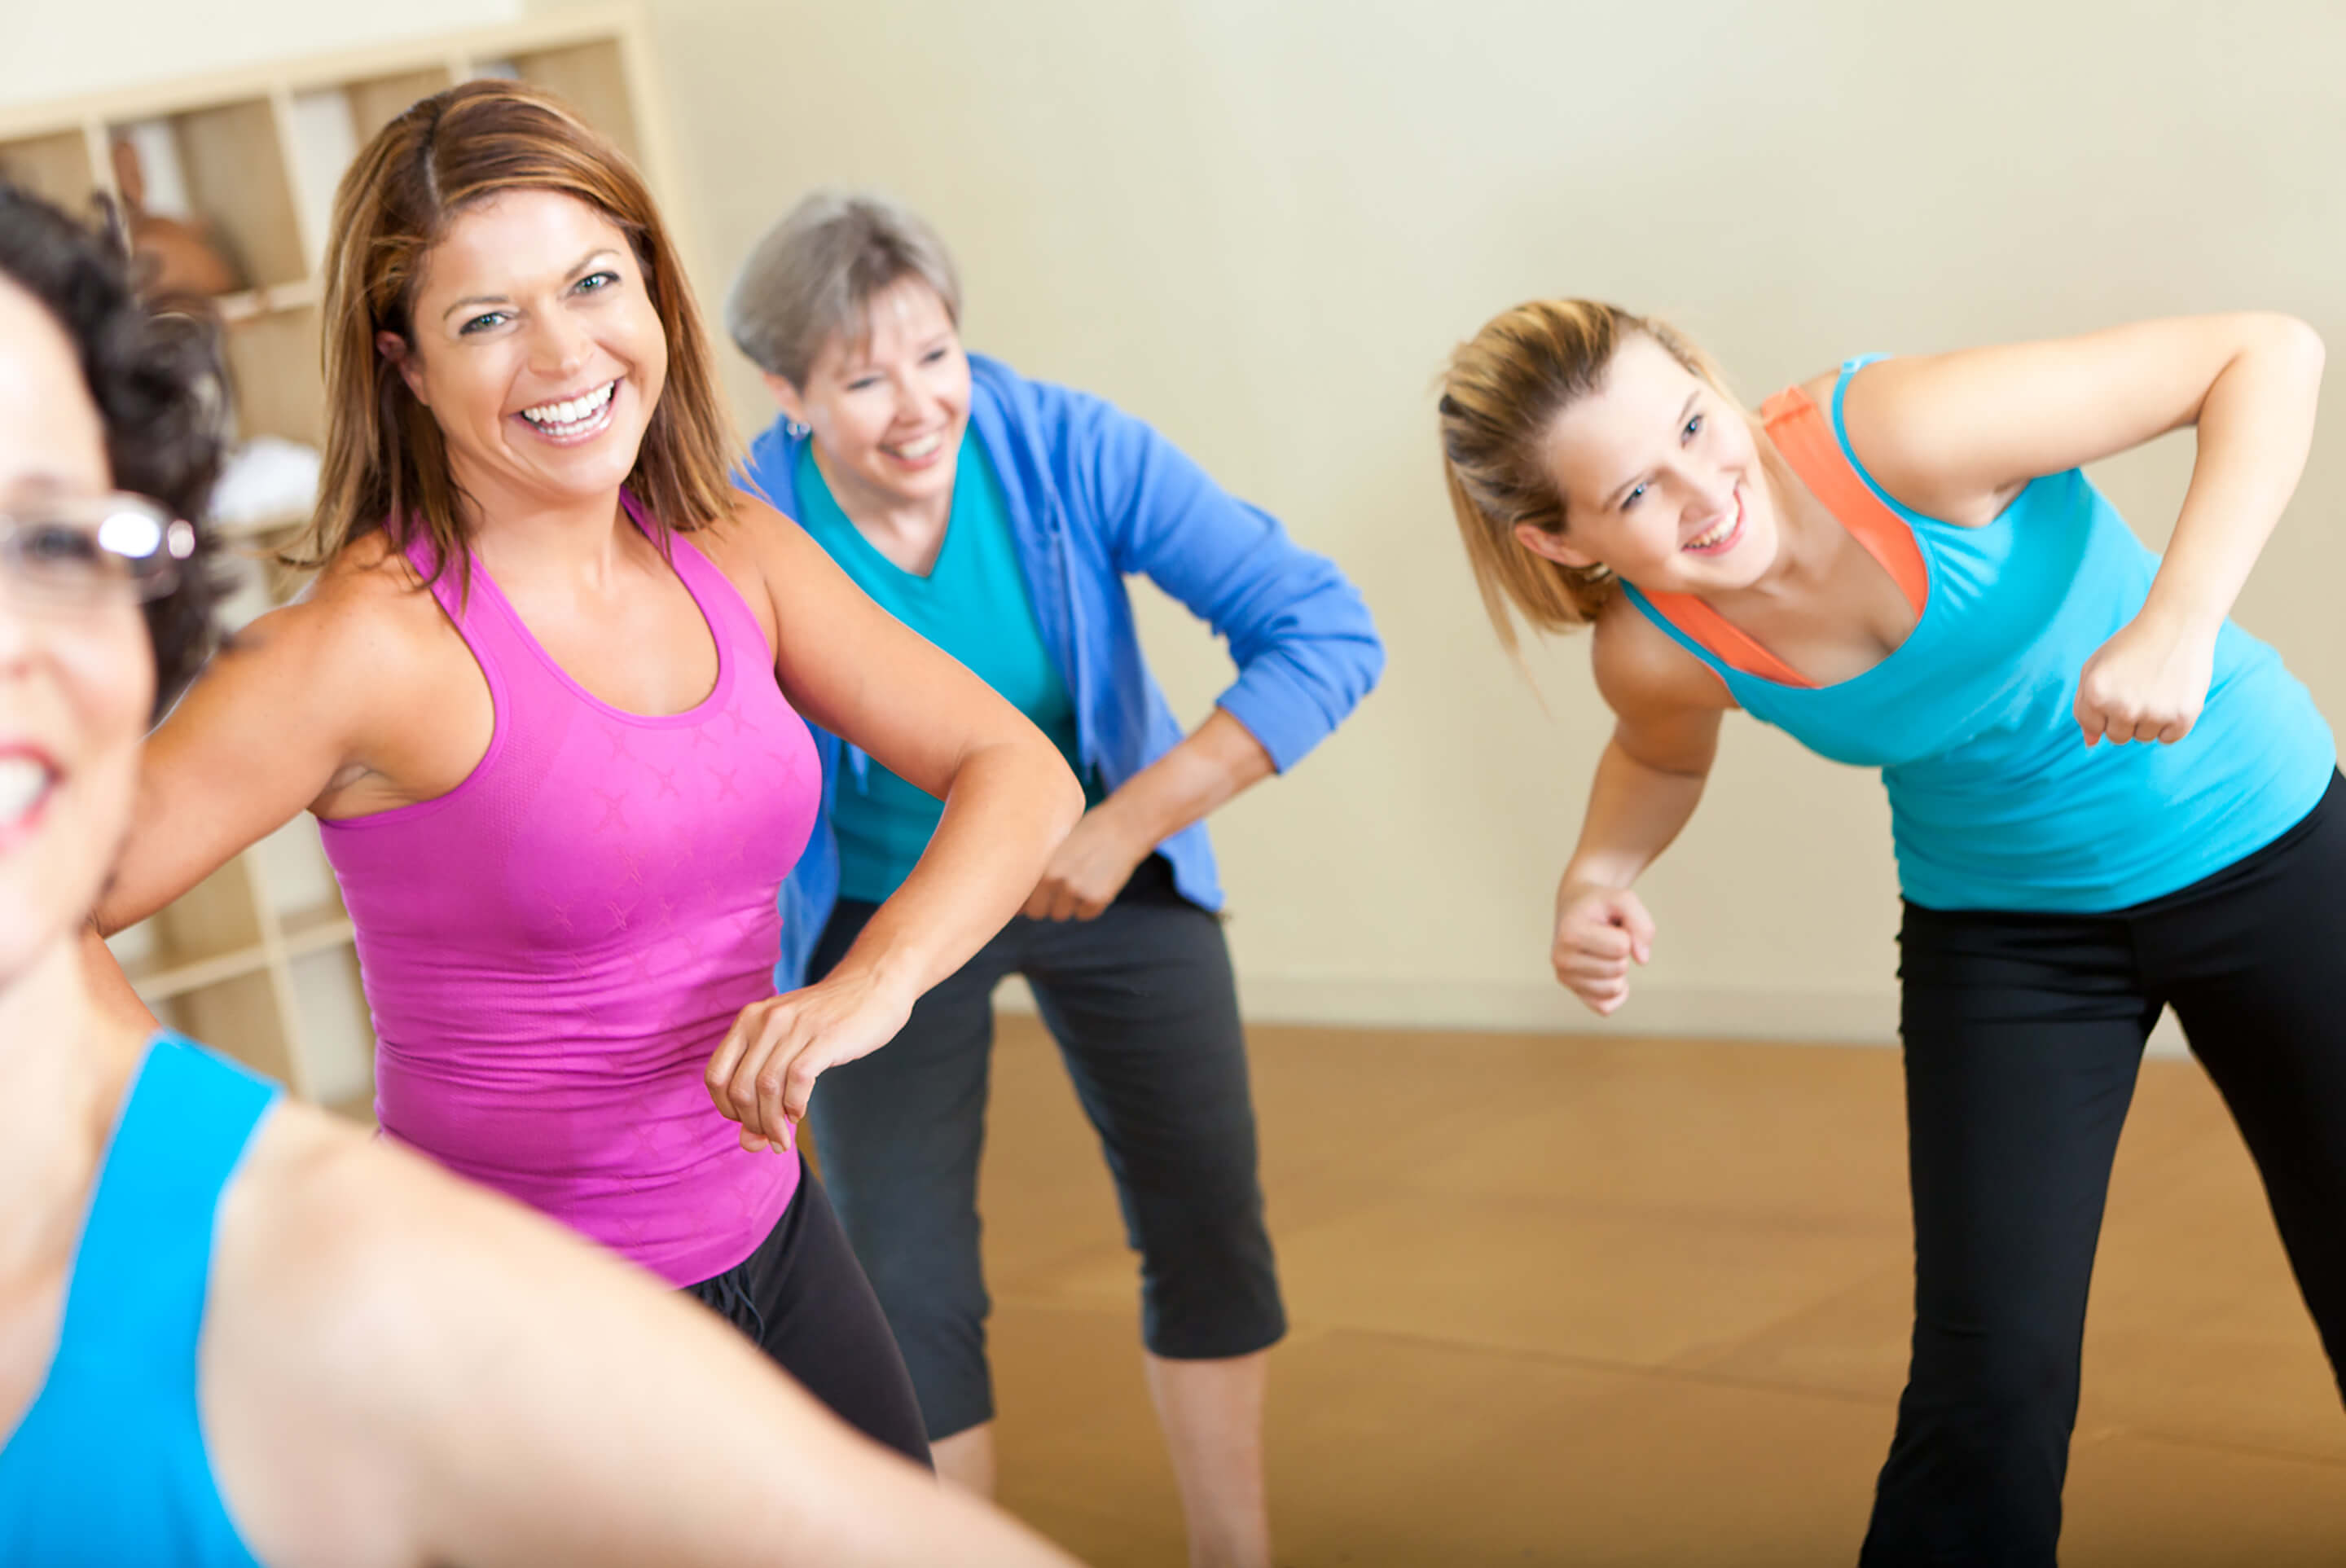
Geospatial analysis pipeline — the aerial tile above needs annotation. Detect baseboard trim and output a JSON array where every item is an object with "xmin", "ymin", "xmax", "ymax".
[{"xmin": 992, "ymin": 973, "xmax": 2190, "ymax": 1056}]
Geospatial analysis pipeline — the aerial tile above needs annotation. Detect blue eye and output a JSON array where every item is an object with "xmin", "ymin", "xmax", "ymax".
[
  {"xmin": 1683, "ymin": 413, "xmax": 1704, "ymax": 440},
  {"xmin": 575, "ymin": 270, "xmax": 620, "ymax": 294},
  {"xmin": 1621, "ymin": 484, "xmax": 1647, "ymax": 512},
  {"xmin": 460, "ymin": 312, "xmax": 508, "ymax": 336}
]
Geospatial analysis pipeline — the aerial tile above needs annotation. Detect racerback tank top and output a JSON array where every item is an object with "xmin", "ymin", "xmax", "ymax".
[
  {"xmin": 1622, "ymin": 357, "xmax": 2335, "ymax": 913},
  {"xmin": 320, "ymin": 496, "xmax": 820, "ymax": 1285},
  {"xmin": 0, "ymin": 1033, "xmax": 277, "ymax": 1566}
]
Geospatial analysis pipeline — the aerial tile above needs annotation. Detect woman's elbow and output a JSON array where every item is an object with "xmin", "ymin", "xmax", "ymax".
[
  {"xmin": 1014, "ymin": 729, "xmax": 1086, "ymax": 833},
  {"xmin": 1048, "ymin": 753, "xmax": 1087, "ymax": 834},
  {"xmin": 2251, "ymin": 313, "xmax": 2326, "ymax": 378}
]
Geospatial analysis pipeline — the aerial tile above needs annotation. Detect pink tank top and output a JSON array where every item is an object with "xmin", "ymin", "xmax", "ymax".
[{"xmin": 320, "ymin": 498, "xmax": 817, "ymax": 1285}]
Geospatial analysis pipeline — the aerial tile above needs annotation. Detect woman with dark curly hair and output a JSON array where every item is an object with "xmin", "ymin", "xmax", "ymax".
[{"xmin": 0, "ymin": 183, "xmax": 1083, "ymax": 1567}]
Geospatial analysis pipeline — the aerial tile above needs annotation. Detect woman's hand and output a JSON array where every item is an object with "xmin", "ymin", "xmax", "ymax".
[
  {"xmin": 1022, "ymin": 803, "xmax": 1153, "ymax": 921},
  {"xmin": 705, "ymin": 969, "xmax": 917, "ymax": 1153},
  {"xmin": 2074, "ymin": 611, "xmax": 2217, "ymax": 747},
  {"xmin": 1552, "ymin": 880, "xmax": 1655, "ymax": 1017}
]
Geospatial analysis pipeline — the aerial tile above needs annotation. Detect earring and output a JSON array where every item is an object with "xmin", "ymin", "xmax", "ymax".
[{"xmin": 785, "ymin": 419, "xmax": 811, "ymax": 440}]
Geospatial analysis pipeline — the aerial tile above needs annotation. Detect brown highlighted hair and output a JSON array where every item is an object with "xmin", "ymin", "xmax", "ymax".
[
  {"xmin": 300, "ymin": 80, "xmax": 736, "ymax": 583},
  {"xmin": 1437, "ymin": 300, "xmax": 1729, "ymax": 649}
]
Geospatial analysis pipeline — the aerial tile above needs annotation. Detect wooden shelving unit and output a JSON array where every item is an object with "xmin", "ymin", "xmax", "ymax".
[{"xmin": 0, "ymin": 10, "xmax": 682, "ymax": 1108}]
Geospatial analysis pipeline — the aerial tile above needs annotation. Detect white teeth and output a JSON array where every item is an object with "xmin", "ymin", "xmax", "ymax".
[
  {"xmin": 0, "ymin": 758, "xmax": 51, "ymax": 824},
  {"xmin": 521, "ymin": 380, "xmax": 617, "ymax": 427},
  {"xmin": 1686, "ymin": 519, "xmax": 1732, "ymax": 551},
  {"xmin": 891, "ymin": 433, "xmax": 943, "ymax": 460}
]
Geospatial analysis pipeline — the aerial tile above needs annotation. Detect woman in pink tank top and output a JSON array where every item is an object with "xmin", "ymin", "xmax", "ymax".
[{"xmin": 87, "ymin": 82, "xmax": 1083, "ymax": 1462}]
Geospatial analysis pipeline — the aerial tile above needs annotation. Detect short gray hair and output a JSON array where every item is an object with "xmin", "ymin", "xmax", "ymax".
[{"xmin": 724, "ymin": 190, "xmax": 963, "ymax": 385}]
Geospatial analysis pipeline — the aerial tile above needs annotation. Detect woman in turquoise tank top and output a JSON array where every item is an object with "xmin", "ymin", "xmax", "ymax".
[
  {"xmin": 724, "ymin": 192, "xmax": 1381, "ymax": 1567},
  {"xmin": 1439, "ymin": 301, "xmax": 2340, "ymax": 1566},
  {"xmin": 0, "ymin": 187, "xmax": 1083, "ymax": 1566}
]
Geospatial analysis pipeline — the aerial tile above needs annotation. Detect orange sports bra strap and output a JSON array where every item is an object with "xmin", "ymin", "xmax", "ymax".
[
  {"xmin": 1636, "ymin": 589, "xmax": 1815, "ymax": 688},
  {"xmin": 1760, "ymin": 386, "xmax": 1929, "ymax": 617}
]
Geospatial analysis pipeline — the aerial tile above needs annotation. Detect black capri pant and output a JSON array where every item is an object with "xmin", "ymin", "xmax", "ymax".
[
  {"xmin": 680, "ymin": 1157, "xmax": 932, "ymax": 1465},
  {"xmin": 806, "ymin": 855, "xmax": 1286, "ymax": 1442},
  {"xmin": 1861, "ymin": 771, "xmax": 2346, "ymax": 1566}
]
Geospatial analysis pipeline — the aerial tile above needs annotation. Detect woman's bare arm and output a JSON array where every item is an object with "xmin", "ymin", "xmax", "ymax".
[
  {"xmin": 703, "ymin": 499, "xmax": 1084, "ymax": 1149},
  {"xmin": 1846, "ymin": 313, "xmax": 2326, "ymax": 744},
  {"xmin": 205, "ymin": 1104, "xmax": 1083, "ymax": 1568},
  {"xmin": 1546, "ymin": 608, "xmax": 1733, "ymax": 1014}
]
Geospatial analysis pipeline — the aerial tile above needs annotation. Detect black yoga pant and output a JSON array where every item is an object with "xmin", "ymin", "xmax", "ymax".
[
  {"xmin": 806, "ymin": 855, "xmax": 1285, "ymax": 1442},
  {"xmin": 1861, "ymin": 772, "xmax": 2346, "ymax": 1566},
  {"xmin": 682, "ymin": 1157, "xmax": 932, "ymax": 1467}
]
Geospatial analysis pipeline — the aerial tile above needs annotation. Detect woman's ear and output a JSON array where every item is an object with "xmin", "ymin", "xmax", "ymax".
[
  {"xmin": 1514, "ymin": 520, "xmax": 1598, "ymax": 570},
  {"xmin": 761, "ymin": 371, "xmax": 810, "ymax": 428},
  {"xmin": 376, "ymin": 331, "xmax": 428, "ymax": 406}
]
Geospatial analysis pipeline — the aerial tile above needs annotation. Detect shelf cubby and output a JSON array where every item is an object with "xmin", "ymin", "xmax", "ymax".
[
  {"xmin": 345, "ymin": 68, "xmax": 459, "ymax": 145},
  {"xmin": 108, "ymin": 99, "xmax": 305, "ymax": 295},
  {"xmin": 505, "ymin": 41, "xmax": 640, "ymax": 165},
  {"xmin": 222, "ymin": 302, "xmax": 325, "ymax": 448},
  {"xmin": 0, "ymin": 128, "xmax": 103, "ymax": 213}
]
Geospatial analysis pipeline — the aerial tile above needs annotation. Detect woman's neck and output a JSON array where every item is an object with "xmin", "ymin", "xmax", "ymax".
[
  {"xmin": 0, "ymin": 938, "xmax": 144, "ymax": 1276},
  {"xmin": 447, "ymin": 469, "xmax": 635, "ymax": 591}
]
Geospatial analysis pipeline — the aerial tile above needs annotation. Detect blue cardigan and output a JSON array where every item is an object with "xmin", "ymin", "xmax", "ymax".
[{"xmin": 743, "ymin": 353, "xmax": 1385, "ymax": 990}]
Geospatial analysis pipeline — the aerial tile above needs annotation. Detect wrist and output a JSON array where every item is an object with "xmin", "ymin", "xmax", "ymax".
[
  {"xmin": 824, "ymin": 948, "xmax": 925, "ymax": 1015},
  {"xmin": 1558, "ymin": 864, "xmax": 1636, "ymax": 909},
  {"xmin": 2135, "ymin": 584, "xmax": 2225, "ymax": 649},
  {"xmin": 1087, "ymin": 789, "xmax": 1166, "ymax": 857}
]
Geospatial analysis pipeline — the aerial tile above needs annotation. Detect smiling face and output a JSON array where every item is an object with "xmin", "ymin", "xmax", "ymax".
[
  {"xmin": 0, "ymin": 279, "xmax": 154, "ymax": 990},
  {"xmin": 383, "ymin": 188, "xmax": 668, "ymax": 518},
  {"xmin": 1522, "ymin": 333, "xmax": 1778, "ymax": 595},
  {"xmin": 764, "ymin": 275, "xmax": 970, "ymax": 516}
]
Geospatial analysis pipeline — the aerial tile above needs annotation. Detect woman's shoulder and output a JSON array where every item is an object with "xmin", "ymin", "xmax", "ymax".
[
  {"xmin": 968, "ymin": 352, "xmax": 1118, "ymax": 449},
  {"xmin": 1591, "ymin": 594, "xmax": 1734, "ymax": 714},
  {"xmin": 245, "ymin": 529, "xmax": 459, "ymax": 679},
  {"xmin": 294, "ymin": 528, "xmax": 436, "ymax": 620},
  {"xmin": 204, "ymin": 1092, "xmax": 690, "ymax": 1551}
]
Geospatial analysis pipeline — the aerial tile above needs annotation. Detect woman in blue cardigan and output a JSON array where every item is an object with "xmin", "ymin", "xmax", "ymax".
[{"xmin": 727, "ymin": 191, "xmax": 1381, "ymax": 1568}]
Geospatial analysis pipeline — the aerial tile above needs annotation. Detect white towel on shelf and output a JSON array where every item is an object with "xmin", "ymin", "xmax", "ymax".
[{"xmin": 210, "ymin": 435, "xmax": 323, "ymax": 534}]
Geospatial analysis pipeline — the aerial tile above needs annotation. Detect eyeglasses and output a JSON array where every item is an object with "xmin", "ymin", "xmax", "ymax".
[{"xmin": 0, "ymin": 493, "xmax": 196, "ymax": 607}]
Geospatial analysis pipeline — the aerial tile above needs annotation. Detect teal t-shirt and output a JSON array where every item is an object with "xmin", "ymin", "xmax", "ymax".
[{"xmin": 797, "ymin": 433, "xmax": 1096, "ymax": 903}]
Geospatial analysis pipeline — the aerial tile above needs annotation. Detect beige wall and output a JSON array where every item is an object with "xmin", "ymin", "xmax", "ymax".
[
  {"xmin": 24, "ymin": 2, "xmax": 2340, "ymax": 1041},
  {"xmin": 573, "ymin": 0, "xmax": 2346, "ymax": 1042}
]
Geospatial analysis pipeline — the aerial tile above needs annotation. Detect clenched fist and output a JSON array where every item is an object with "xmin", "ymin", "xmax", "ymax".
[
  {"xmin": 2074, "ymin": 613, "xmax": 2216, "ymax": 748},
  {"xmin": 1550, "ymin": 881, "xmax": 1655, "ymax": 1017}
]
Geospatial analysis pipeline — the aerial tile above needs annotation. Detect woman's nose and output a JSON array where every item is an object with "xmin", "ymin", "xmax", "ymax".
[
  {"xmin": 529, "ymin": 310, "xmax": 594, "ymax": 379},
  {"xmin": 893, "ymin": 376, "xmax": 938, "ymax": 426}
]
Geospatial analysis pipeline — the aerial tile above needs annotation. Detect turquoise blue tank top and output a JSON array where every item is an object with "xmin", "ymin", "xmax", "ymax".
[
  {"xmin": 797, "ymin": 432, "xmax": 1098, "ymax": 903},
  {"xmin": 0, "ymin": 1034, "xmax": 278, "ymax": 1566},
  {"xmin": 1623, "ymin": 357, "xmax": 2335, "ymax": 913}
]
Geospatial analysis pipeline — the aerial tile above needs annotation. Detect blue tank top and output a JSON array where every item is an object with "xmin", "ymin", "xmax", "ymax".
[
  {"xmin": 0, "ymin": 1033, "xmax": 278, "ymax": 1566},
  {"xmin": 1623, "ymin": 357, "xmax": 2336, "ymax": 913},
  {"xmin": 796, "ymin": 430, "xmax": 1099, "ymax": 903}
]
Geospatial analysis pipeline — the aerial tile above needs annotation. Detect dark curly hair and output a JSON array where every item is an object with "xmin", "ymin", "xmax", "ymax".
[{"xmin": 0, "ymin": 181, "xmax": 227, "ymax": 718}]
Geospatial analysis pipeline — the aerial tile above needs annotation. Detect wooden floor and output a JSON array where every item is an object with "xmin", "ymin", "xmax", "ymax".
[{"xmin": 962, "ymin": 1018, "xmax": 2346, "ymax": 1566}]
